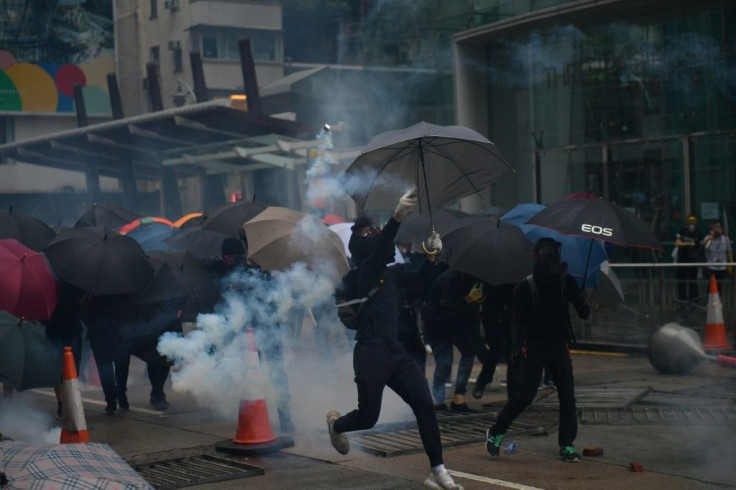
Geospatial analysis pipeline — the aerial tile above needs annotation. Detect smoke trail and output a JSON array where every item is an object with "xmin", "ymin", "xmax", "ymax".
[{"xmin": 0, "ymin": 393, "xmax": 61, "ymax": 443}]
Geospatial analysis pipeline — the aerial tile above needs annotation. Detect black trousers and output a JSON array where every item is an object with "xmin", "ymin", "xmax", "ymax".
[
  {"xmin": 490, "ymin": 339, "xmax": 577, "ymax": 447},
  {"xmin": 334, "ymin": 339, "xmax": 443, "ymax": 467}
]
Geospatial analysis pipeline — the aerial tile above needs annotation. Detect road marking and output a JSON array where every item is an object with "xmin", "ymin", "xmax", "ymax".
[
  {"xmin": 449, "ymin": 470, "xmax": 545, "ymax": 490},
  {"xmin": 30, "ymin": 389, "xmax": 164, "ymax": 415}
]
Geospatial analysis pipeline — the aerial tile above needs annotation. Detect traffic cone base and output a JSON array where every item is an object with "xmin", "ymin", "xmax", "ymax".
[
  {"xmin": 60, "ymin": 347, "xmax": 90, "ymax": 443},
  {"xmin": 703, "ymin": 275, "xmax": 732, "ymax": 352},
  {"xmin": 215, "ymin": 328, "xmax": 294, "ymax": 455}
]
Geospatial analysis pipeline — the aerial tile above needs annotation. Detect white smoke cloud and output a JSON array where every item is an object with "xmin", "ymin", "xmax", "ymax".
[{"xmin": 0, "ymin": 393, "xmax": 61, "ymax": 444}]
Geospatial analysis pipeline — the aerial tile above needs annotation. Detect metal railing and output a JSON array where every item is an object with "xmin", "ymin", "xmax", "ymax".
[{"xmin": 577, "ymin": 262, "xmax": 735, "ymax": 347}]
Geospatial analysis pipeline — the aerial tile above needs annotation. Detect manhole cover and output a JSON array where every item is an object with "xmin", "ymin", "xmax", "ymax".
[
  {"xmin": 133, "ymin": 454, "xmax": 263, "ymax": 489},
  {"xmin": 353, "ymin": 412, "xmax": 549, "ymax": 457},
  {"xmin": 581, "ymin": 407, "xmax": 736, "ymax": 425}
]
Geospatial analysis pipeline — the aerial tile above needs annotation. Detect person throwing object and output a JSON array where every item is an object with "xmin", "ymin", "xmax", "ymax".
[{"xmin": 326, "ymin": 189, "xmax": 464, "ymax": 490}]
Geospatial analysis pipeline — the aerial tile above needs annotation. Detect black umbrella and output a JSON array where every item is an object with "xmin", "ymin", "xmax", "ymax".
[
  {"xmin": 442, "ymin": 216, "xmax": 533, "ymax": 285},
  {"xmin": 0, "ymin": 312, "xmax": 62, "ymax": 391},
  {"xmin": 43, "ymin": 226, "xmax": 154, "ymax": 296},
  {"xmin": 201, "ymin": 201, "xmax": 267, "ymax": 237},
  {"xmin": 395, "ymin": 208, "xmax": 469, "ymax": 247},
  {"xmin": 74, "ymin": 203, "xmax": 141, "ymax": 230},
  {"xmin": 165, "ymin": 226, "xmax": 231, "ymax": 261},
  {"xmin": 0, "ymin": 207, "xmax": 56, "ymax": 251},
  {"xmin": 344, "ymin": 121, "xmax": 514, "ymax": 230},
  {"xmin": 525, "ymin": 198, "xmax": 663, "ymax": 287},
  {"xmin": 524, "ymin": 198, "xmax": 662, "ymax": 249},
  {"xmin": 133, "ymin": 250, "xmax": 212, "ymax": 305}
]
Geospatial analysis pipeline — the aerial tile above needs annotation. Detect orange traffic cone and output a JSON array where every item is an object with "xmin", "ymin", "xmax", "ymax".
[
  {"xmin": 703, "ymin": 275, "xmax": 732, "ymax": 352},
  {"xmin": 60, "ymin": 346, "xmax": 90, "ymax": 443},
  {"xmin": 215, "ymin": 328, "xmax": 293, "ymax": 455}
]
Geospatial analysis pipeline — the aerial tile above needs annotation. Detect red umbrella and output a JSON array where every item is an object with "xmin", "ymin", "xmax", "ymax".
[{"xmin": 0, "ymin": 239, "xmax": 59, "ymax": 321}]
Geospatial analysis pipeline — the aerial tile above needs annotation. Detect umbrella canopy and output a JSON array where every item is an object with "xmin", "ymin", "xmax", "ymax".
[
  {"xmin": 172, "ymin": 212, "xmax": 206, "ymax": 228},
  {"xmin": 395, "ymin": 208, "xmax": 469, "ymax": 246},
  {"xmin": 0, "ymin": 208, "xmax": 56, "ymax": 251},
  {"xmin": 0, "ymin": 239, "xmax": 59, "ymax": 321},
  {"xmin": 201, "ymin": 201, "xmax": 267, "ymax": 237},
  {"xmin": 442, "ymin": 216, "xmax": 533, "ymax": 285},
  {"xmin": 133, "ymin": 250, "xmax": 212, "ymax": 305},
  {"xmin": 74, "ymin": 203, "xmax": 141, "ymax": 230},
  {"xmin": 0, "ymin": 441, "xmax": 153, "ymax": 489},
  {"xmin": 344, "ymin": 122, "xmax": 514, "ymax": 213},
  {"xmin": 328, "ymin": 222, "xmax": 405, "ymax": 265},
  {"xmin": 119, "ymin": 216, "xmax": 175, "ymax": 235},
  {"xmin": 525, "ymin": 198, "xmax": 663, "ymax": 250},
  {"xmin": 501, "ymin": 203, "xmax": 608, "ymax": 288},
  {"xmin": 43, "ymin": 227, "xmax": 154, "ymax": 296},
  {"xmin": 242, "ymin": 206, "xmax": 350, "ymax": 279},
  {"xmin": 0, "ymin": 312, "xmax": 62, "ymax": 391},
  {"xmin": 588, "ymin": 261, "xmax": 625, "ymax": 310},
  {"xmin": 125, "ymin": 222, "xmax": 175, "ymax": 252},
  {"xmin": 165, "ymin": 227, "xmax": 231, "ymax": 261}
]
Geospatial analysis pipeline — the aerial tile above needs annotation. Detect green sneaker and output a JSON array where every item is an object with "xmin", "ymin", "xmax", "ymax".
[
  {"xmin": 485, "ymin": 429, "xmax": 504, "ymax": 457},
  {"xmin": 560, "ymin": 445, "xmax": 581, "ymax": 462}
]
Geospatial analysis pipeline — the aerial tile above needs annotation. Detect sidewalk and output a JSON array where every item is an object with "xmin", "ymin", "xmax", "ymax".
[{"xmin": 2, "ymin": 348, "xmax": 735, "ymax": 489}]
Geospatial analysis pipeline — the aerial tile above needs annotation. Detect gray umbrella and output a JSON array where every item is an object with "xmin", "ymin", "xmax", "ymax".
[
  {"xmin": 344, "ymin": 122, "xmax": 514, "ymax": 230},
  {"xmin": 0, "ymin": 312, "xmax": 62, "ymax": 391}
]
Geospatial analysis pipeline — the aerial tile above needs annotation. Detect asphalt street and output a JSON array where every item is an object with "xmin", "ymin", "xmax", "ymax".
[{"xmin": 4, "ymin": 336, "xmax": 735, "ymax": 490}]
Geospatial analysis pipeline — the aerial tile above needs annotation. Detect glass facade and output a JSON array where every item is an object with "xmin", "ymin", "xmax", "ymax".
[{"xmin": 472, "ymin": 2, "xmax": 736, "ymax": 244}]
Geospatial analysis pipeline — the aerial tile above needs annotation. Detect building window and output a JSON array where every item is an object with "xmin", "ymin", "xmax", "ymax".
[
  {"xmin": 202, "ymin": 36, "xmax": 218, "ymax": 59},
  {"xmin": 150, "ymin": 0, "xmax": 158, "ymax": 19},
  {"xmin": 173, "ymin": 48, "xmax": 183, "ymax": 73},
  {"xmin": 200, "ymin": 30, "xmax": 281, "ymax": 62},
  {"xmin": 150, "ymin": 46, "xmax": 160, "ymax": 64}
]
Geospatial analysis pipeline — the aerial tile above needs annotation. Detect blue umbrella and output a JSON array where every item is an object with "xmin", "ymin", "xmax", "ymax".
[
  {"xmin": 501, "ymin": 203, "xmax": 608, "ymax": 288},
  {"xmin": 126, "ymin": 222, "xmax": 174, "ymax": 252}
]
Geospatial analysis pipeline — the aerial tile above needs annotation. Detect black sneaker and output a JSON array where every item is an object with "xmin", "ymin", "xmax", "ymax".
[
  {"xmin": 450, "ymin": 402, "xmax": 477, "ymax": 414},
  {"xmin": 105, "ymin": 401, "xmax": 117, "ymax": 414},
  {"xmin": 118, "ymin": 396, "xmax": 130, "ymax": 410},
  {"xmin": 471, "ymin": 384, "xmax": 485, "ymax": 400},
  {"xmin": 485, "ymin": 429, "xmax": 504, "ymax": 457},
  {"xmin": 434, "ymin": 402, "xmax": 448, "ymax": 412},
  {"xmin": 560, "ymin": 445, "xmax": 581, "ymax": 462},
  {"xmin": 150, "ymin": 397, "xmax": 170, "ymax": 411}
]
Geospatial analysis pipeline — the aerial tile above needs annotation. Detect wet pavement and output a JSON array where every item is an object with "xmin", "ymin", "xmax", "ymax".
[{"xmin": 7, "ymin": 339, "xmax": 736, "ymax": 490}]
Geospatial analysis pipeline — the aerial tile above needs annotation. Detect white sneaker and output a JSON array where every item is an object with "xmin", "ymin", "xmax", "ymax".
[
  {"xmin": 326, "ymin": 410, "xmax": 350, "ymax": 455},
  {"xmin": 424, "ymin": 468, "xmax": 464, "ymax": 489}
]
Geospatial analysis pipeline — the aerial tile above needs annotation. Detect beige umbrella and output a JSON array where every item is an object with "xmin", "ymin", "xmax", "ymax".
[{"xmin": 242, "ymin": 206, "xmax": 349, "ymax": 281}]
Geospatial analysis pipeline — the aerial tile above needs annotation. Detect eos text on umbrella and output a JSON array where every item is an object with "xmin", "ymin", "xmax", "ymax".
[{"xmin": 581, "ymin": 224, "xmax": 613, "ymax": 237}]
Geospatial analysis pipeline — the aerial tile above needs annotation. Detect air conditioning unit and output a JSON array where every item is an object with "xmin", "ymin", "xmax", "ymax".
[
  {"xmin": 167, "ymin": 40, "xmax": 181, "ymax": 50},
  {"xmin": 164, "ymin": 0, "xmax": 180, "ymax": 10}
]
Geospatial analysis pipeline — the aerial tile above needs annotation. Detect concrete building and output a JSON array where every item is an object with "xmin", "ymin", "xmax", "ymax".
[{"xmin": 452, "ymin": 0, "xmax": 736, "ymax": 241}]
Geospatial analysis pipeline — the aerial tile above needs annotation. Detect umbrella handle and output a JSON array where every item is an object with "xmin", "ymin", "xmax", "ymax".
[
  {"xmin": 421, "ymin": 226, "xmax": 440, "ymax": 255},
  {"xmin": 581, "ymin": 239, "xmax": 593, "ymax": 290},
  {"xmin": 418, "ymin": 140, "xmax": 434, "ymax": 230}
]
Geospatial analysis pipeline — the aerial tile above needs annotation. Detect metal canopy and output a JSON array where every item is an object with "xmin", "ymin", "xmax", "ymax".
[{"xmin": 0, "ymin": 99, "xmax": 308, "ymax": 180}]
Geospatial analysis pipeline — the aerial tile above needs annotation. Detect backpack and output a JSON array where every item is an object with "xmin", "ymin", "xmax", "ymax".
[{"xmin": 334, "ymin": 268, "xmax": 380, "ymax": 330}]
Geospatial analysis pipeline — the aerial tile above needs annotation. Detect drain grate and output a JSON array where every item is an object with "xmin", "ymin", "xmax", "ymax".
[
  {"xmin": 581, "ymin": 407, "xmax": 736, "ymax": 425},
  {"xmin": 533, "ymin": 387, "xmax": 650, "ymax": 409},
  {"xmin": 133, "ymin": 454, "xmax": 264, "ymax": 489},
  {"xmin": 353, "ymin": 412, "xmax": 550, "ymax": 457}
]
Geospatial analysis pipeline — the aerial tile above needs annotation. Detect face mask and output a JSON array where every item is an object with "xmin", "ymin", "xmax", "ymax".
[{"xmin": 687, "ymin": 224, "xmax": 695, "ymax": 232}]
